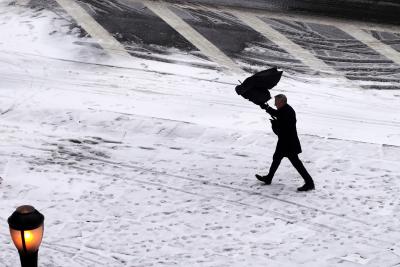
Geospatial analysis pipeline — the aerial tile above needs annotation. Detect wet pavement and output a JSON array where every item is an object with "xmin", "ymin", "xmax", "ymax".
[
  {"xmin": 165, "ymin": 0, "xmax": 400, "ymax": 25},
  {"xmin": 75, "ymin": 0, "xmax": 215, "ymax": 68},
  {"xmin": 170, "ymin": 5, "xmax": 310, "ymax": 74},
  {"xmin": 22, "ymin": 0, "xmax": 400, "ymax": 89},
  {"xmin": 261, "ymin": 18, "xmax": 400, "ymax": 89}
]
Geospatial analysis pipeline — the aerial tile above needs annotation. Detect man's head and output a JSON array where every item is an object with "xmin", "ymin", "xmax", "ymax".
[{"xmin": 274, "ymin": 94, "xmax": 287, "ymax": 109}]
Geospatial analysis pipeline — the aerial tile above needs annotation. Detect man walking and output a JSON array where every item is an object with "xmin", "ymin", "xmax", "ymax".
[{"xmin": 256, "ymin": 94, "xmax": 315, "ymax": 192}]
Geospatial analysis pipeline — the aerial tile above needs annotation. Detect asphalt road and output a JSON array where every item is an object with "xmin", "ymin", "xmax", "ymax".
[
  {"xmin": 166, "ymin": 0, "xmax": 400, "ymax": 25},
  {"xmin": 26, "ymin": 0, "xmax": 400, "ymax": 89}
]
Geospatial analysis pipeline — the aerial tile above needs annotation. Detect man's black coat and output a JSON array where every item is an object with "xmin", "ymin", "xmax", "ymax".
[{"xmin": 261, "ymin": 103, "xmax": 302, "ymax": 155}]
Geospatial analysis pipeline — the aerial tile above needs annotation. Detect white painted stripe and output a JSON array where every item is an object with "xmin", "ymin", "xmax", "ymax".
[
  {"xmin": 143, "ymin": 1, "xmax": 244, "ymax": 74},
  {"xmin": 230, "ymin": 10, "xmax": 336, "ymax": 74},
  {"xmin": 55, "ymin": 0, "xmax": 131, "ymax": 60},
  {"xmin": 340, "ymin": 25, "xmax": 400, "ymax": 66}
]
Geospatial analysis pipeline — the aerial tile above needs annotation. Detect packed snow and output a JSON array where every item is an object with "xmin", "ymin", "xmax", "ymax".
[{"xmin": 1, "ymin": 1, "xmax": 400, "ymax": 266}]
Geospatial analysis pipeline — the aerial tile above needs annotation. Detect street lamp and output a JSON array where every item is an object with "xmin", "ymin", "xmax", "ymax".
[{"xmin": 8, "ymin": 205, "xmax": 44, "ymax": 267}]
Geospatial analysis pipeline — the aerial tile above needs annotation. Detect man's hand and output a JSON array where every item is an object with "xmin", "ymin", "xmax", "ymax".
[{"xmin": 259, "ymin": 102, "xmax": 269, "ymax": 110}]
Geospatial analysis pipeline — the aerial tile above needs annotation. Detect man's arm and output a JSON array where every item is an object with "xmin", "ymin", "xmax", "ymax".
[{"xmin": 259, "ymin": 103, "xmax": 278, "ymax": 117}]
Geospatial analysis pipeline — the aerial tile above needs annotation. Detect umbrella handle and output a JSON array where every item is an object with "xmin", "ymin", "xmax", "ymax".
[{"xmin": 238, "ymin": 80, "xmax": 242, "ymax": 84}]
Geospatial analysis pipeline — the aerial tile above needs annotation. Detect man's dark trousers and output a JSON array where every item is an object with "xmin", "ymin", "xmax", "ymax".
[{"xmin": 269, "ymin": 151, "xmax": 314, "ymax": 185}]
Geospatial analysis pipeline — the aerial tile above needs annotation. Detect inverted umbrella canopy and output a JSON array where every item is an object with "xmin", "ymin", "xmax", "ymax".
[{"xmin": 235, "ymin": 67, "xmax": 283, "ymax": 105}]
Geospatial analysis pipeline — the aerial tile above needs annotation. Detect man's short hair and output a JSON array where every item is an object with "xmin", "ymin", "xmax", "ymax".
[{"xmin": 274, "ymin": 94, "xmax": 287, "ymax": 103}]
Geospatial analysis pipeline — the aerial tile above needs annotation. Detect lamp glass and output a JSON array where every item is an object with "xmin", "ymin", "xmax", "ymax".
[{"xmin": 10, "ymin": 224, "xmax": 44, "ymax": 253}]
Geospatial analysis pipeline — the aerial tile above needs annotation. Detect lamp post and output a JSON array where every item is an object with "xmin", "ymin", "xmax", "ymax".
[{"xmin": 8, "ymin": 205, "xmax": 44, "ymax": 267}]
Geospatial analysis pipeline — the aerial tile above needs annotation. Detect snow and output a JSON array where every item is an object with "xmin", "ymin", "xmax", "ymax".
[{"xmin": 1, "ymin": 1, "xmax": 400, "ymax": 266}]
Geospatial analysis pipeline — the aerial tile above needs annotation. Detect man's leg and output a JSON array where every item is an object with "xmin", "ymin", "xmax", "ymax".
[
  {"xmin": 256, "ymin": 151, "xmax": 283, "ymax": 184},
  {"xmin": 268, "ymin": 151, "xmax": 284, "ymax": 179},
  {"xmin": 287, "ymin": 154, "xmax": 315, "ymax": 188}
]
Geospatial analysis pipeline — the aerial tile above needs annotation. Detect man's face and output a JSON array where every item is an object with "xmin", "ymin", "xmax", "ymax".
[{"xmin": 274, "ymin": 98, "xmax": 284, "ymax": 109}]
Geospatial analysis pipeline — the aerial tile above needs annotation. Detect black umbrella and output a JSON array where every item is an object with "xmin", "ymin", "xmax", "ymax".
[{"xmin": 235, "ymin": 67, "xmax": 283, "ymax": 105}]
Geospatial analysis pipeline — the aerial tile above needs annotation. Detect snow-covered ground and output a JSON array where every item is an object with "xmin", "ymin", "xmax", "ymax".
[{"xmin": 1, "ymin": 1, "xmax": 400, "ymax": 266}]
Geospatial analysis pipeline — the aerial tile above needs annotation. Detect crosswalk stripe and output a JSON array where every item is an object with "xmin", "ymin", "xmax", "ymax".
[
  {"xmin": 55, "ymin": 0, "xmax": 131, "ymax": 60},
  {"xmin": 229, "ymin": 10, "xmax": 336, "ymax": 75},
  {"xmin": 143, "ymin": 0, "xmax": 244, "ymax": 74},
  {"xmin": 340, "ymin": 25, "xmax": 400, "ymax": 66}
]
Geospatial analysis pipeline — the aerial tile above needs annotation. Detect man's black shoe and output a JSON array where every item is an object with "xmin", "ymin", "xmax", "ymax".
[
  {"xmin": 297, "ymin": 183, "xmax": 315, "ymax": 192},
  {"xmin": 255, "ymin": 174, "xmax": 272, "ymax": 185}
]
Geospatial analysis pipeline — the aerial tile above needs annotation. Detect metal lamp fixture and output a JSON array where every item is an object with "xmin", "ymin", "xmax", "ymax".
[{"xmin": 8, "ymin": 205, "xmax": 44, "ymax": 267}]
